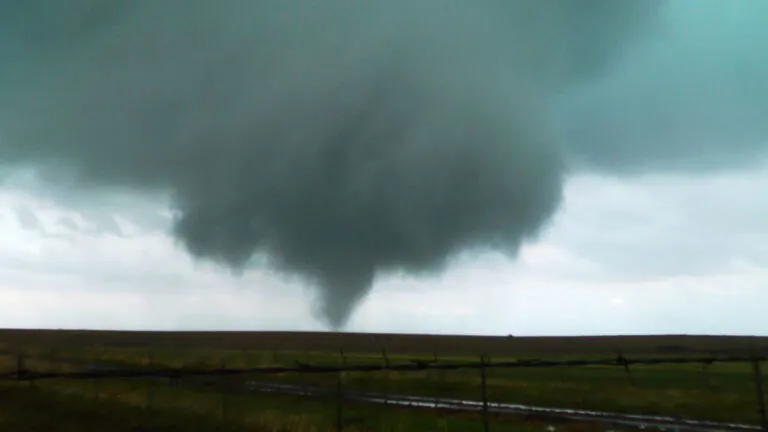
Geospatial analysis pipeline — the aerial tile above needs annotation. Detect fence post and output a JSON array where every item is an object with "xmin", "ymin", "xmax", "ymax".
[
  {"xmin": 47, "ymin": 347, "xmax": 56, "ymax": 374},
  {"xmin": 146, "ymin": 350, "xmax": 154, "ymax": 411},
  {"xmin": 16, "ymin": 354, "xmax": 26, "ymax": 383},
  {"xmin": 220, "ymin": 358, "xmax": 229, "ymax": 422},
  {"xmin": 433, "ymin": 352, "xmax": 445, "ymax": 426},
  {"xmin": 335, "ymin": 349, "xmax": 348, "ymax": 432},
  {"xmin": 301, "ymin": 352, "xmax": 309, "ymax": 398},
  {"xmin": 617, "ymin": 351, "xmax": 635, "ymax": 386},
  {"xmin": 336, "ymin": 370, "xmax": 344, "ymax": 432},
  {"xmin": 480, "ymin": 355, "xmax": 489, "ymax": 432},
  {"xmin": 381, "ymin": 348, "xmax": 390, "ymax": 416},
  {"xmin": 381, "ymin": 348, "xmax": 390, "ymax": 369},
  {"xmin": 90, "ymin": 348, "xmax": 99, "ymax": 400},
  {"xmin": 702, "ymin": 360, "xmax": 714, "ymax": 391},
  {"xmin": 432, "ymin": 353, "xmax": 440, "ymax": 410},
  {"xmin": 751, "ymin": 359, "xmax": 768, "ymax": 431}
]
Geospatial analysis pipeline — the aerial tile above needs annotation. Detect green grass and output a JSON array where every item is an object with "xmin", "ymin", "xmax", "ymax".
[
  {"xmin": 1, "ymin": 338, "xmax": 765, "ymax": 431},
  {"xmin": 31, "ymin": 377, "xmax": 565, "ymax": 432},
  {"xmin": 54, "ymin": 347, "xmax": 758, "ymax": 424},
  {"xmin": 0, "ymin": 348, "xmax": 620, "ymax": 431},
  {"xmin": 0, "ymin": 381, "xmax": 250, "ymax": 432}
]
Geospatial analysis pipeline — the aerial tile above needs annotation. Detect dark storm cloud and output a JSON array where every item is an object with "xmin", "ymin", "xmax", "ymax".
[
  {"xmin": 0, "ymin": 0, "xmax": 725, "ymax": 329},
  {"xmin": 557, "ymin": 0, "xmax": 768, "ymax": 173}
]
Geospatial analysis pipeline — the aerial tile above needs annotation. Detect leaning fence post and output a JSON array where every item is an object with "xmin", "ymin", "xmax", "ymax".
[
  {"xmin": 751, "ymin": 359, "xmax": 768, "ymax": 431},
  {"xmin": 480, "ymin": 354, "xmax": 490, "ymax": 432},
  {"xmin": 617, "ymin": 351, "xmax": 635, "ymax": 386}
]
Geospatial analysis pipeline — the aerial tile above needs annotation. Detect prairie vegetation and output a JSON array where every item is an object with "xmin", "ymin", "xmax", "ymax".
[{"xmin": 1, "ymin": 330, "xmax": 766, "ymax": 431}]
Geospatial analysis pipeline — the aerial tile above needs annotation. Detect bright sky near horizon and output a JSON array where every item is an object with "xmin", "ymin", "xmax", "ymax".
[{"xmin": 2, "ymin": 166, "xmax": 767, "ymax": 336}]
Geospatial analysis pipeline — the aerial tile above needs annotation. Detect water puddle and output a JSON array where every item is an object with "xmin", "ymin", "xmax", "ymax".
[{"xmin": 245, "ymin": 381, "xmax": 761, "ymax": 432}]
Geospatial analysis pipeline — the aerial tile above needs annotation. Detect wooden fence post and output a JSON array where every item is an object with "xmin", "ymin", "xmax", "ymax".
[
  {"xmin": 90, "ymin": 349, "xmax": 99, "ymax": 399},
  {"xmin": 617, "ymin": 351, "xmax": 635, "ymax": 386},
  {"xmin": 480, "ymin": 355, "xmax": 489, "ymax": 432},
  {"xmin": 702, "ymin": 360, "xmax": 714, "ymax": 391},
  {"xmin": 146, "ymin": 350, "xmax": 154, "ymax": 411},
  {"xmin": 433, "ymin": 352, "xmax": 445, "ymax": 426},
  {"xmin": 432, "ymin": 353, "xmax": 440, "ymax": 410},
  {"xmin": 16, "ymin": 354, "xmax": 26, "ymax": 382},
  {"xmin": 381, "ymin": 348, "xmax": 390, "ymax": 407},
  {"xmin": 335, "ymin": 349, "xmax": 348, "ymax": 432},
  {"xmin": 220, "ymin": 358, "xmax": 229, "ymax": 422},
  {"xmin": 336, "ymin": 371, "xmax": 344, "ymax": 432},
  {"xmin": 752, "ymin": 359, "xmax": 768, "ymax": 431}
]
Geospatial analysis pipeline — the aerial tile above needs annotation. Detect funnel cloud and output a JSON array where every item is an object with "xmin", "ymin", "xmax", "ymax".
[{"xmin": 1, "ymin": 0, "xmax": 766, "ymax": 329}]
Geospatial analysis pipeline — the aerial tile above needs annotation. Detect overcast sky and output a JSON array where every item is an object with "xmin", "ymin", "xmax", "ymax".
[
  {"xmin": 1, "ymin": 1, "xmax": 767, "ymax": 336},
  {"xmin": 2, "ymin": 164, "xmax": 767, "ymax": 336}
]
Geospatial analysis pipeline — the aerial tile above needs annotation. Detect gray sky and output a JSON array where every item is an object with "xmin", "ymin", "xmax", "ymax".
[{"xmin": 0, "ymin": 0, "xmax": 767, "ymax": 335}]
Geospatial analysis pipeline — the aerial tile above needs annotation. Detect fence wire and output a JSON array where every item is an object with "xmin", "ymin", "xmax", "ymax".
[
  {"xmin": 2, "ymin": 352, "xmax": 767, "ymax": 431},
  {"xmin": 2, "ymin": 354, "xmax": 766, "ymax": 381}
]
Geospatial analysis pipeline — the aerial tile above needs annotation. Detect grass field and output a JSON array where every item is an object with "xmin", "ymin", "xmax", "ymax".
[{"xmin": 0, "ymin": 330, "xmax": 766, "ymax": 431}]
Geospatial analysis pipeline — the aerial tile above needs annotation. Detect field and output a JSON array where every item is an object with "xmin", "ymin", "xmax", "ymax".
[{"xmin": 1, "ymin": 330, "xmax": 767, "ymax": 431}]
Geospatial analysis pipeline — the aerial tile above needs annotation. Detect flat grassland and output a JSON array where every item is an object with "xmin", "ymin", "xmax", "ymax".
[{"xmin": 1, "ymin": 330, "xmax": 766, "ymax": 432}]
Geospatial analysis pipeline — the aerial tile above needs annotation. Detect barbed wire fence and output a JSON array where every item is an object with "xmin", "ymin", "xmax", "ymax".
[{"xmin": 2, "ymin": 350, "xmax": 767, "ymax": 431}]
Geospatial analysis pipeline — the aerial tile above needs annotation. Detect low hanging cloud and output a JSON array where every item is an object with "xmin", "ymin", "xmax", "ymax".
[
  {"xmin": 14, "ymin": 206, "xmax": 42, "ymax": 232},
  {"xmin": 0, "ymin": 0, "xmax": 766, "ymax": 329}
]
